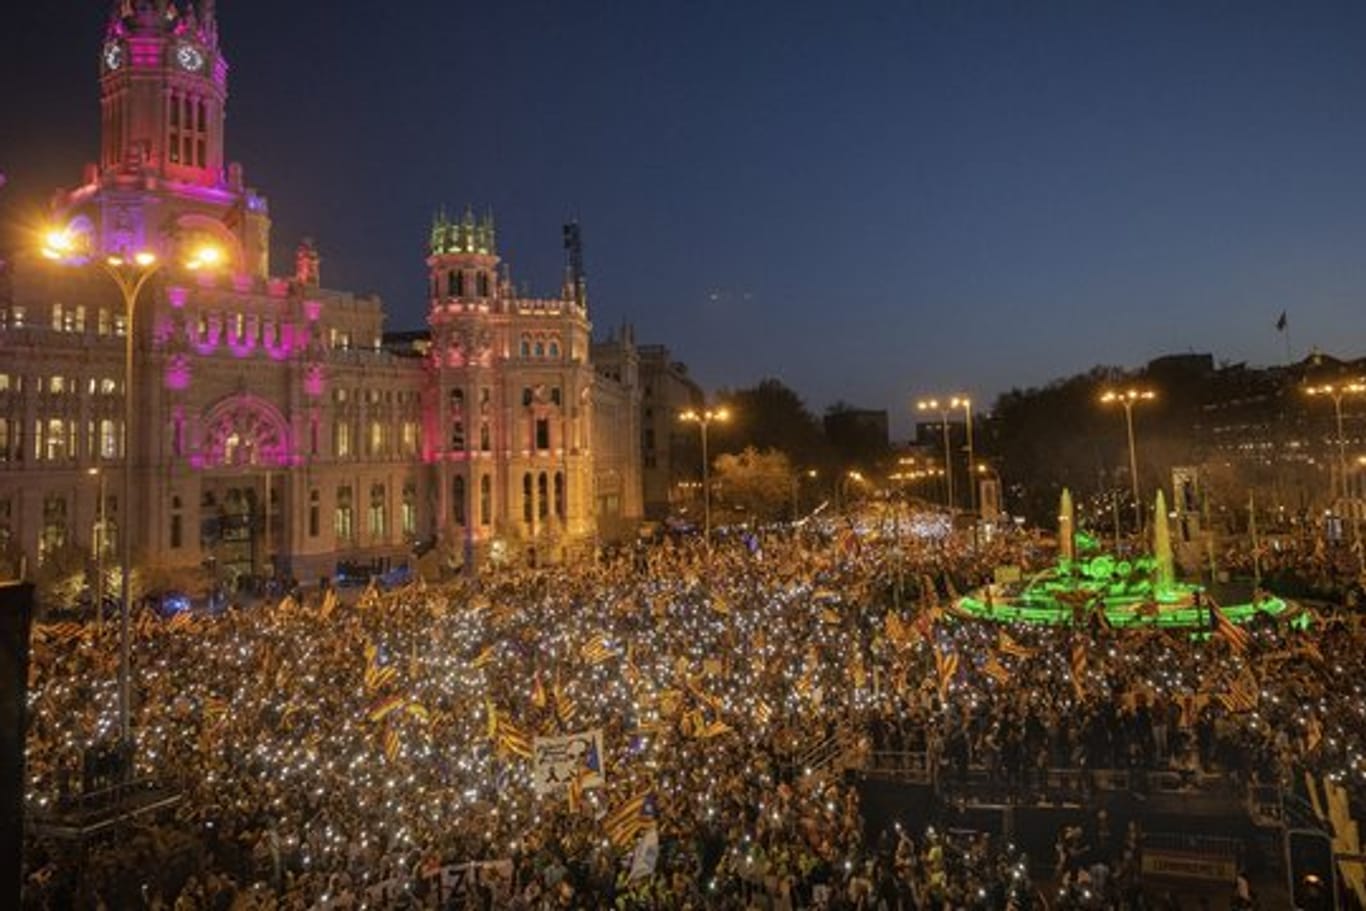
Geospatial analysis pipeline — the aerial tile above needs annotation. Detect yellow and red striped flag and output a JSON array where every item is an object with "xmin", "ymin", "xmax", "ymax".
[
  {"xmin": 1070, "ymin": 641, "xmax": 1088, "ymax": 699},
  {"xmin": 1211, "ymin": 602, "xmax": 1250, "ymax": 654},
  {"xmin": 934, "ymin": 645, "xmax": 958, "ymax": 701}
]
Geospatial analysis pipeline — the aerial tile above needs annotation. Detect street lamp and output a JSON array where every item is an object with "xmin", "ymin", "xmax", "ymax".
[
  {"xmin": 836, "ymin": 469, "xmax": 865, "ymax": 513},
  {"xmin": 88, "ymin": 467, "xmax": 107, "ymax": 635},
  {"xmin": 1306, "ymin": 381, "xmax": 1366, "ymax": 558},
  {"xmin": 42, "ymin": 227, "xmax": 224, "ymax": 752},
  {"xmin": 791, "ymin": 468, "xmax": 817, "ymax": 522},
  {"xmin": 1099, "ymin": 387, "xmax": 1156, "ymax": 535},
  {"xmin": 916, "ymin": 397, "xmax": 968, "ymax": 511},
  {"xmin": 678, "ymin": 406, "xmax": 730, "ymax": 542}
]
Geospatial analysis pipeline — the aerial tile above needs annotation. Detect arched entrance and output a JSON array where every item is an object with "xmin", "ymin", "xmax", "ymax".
[{"xmin": 197, "ymin": 395, "xmax": 290, "ymax": 588}]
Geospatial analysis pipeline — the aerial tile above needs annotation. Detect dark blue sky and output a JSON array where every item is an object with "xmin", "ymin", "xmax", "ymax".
[{"xmin": 5, "ymin": 1, "xmax": 1366, "ymax": 434}]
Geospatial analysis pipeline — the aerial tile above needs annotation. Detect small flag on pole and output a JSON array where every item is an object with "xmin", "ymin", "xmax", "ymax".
[{"xmin": 1275, "ymin": 311, "xmax": 1287, "ymax": 332}]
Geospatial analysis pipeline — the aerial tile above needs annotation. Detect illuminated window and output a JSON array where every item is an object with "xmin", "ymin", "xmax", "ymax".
[
  {"xmin": 0, "ymin": 419, "xmax": 11, "ymax": 462},
  {"xmin": 98, "ymin": 308, "xmax": 111, "ymax": 336},
  {"xmin": 99, "ymin": 419, "xmax": 119, "ymax": 459},
  {"xmin": 452, "ymin": 476, "xmax": 467, "ymax": 525},
  {"xmin": 39, "ymin": 493, "xmax": 67, "ymax": 562},
  {"xmin": 334, "ymin": 485, "xmax": 354, "ymax": 540},
  {"xmin": 72, "ymin": 305, "xmax": 85, "ymax": 333},
  {"xmin": 368, "ymin": 421, "xmax": 384, "ymax": 456},
  {"xmin": 51, "ymin": 302, "xmax": 63, "ymax": 331},
  {"xmin": 401, "ymin": 422, "xmax": 419, "ymax": 456},
  {"xmin": 369, "ymin": 483, "xmax": 387, "ymax": 538},
  {"xmin": 402, "ymin": 482, "xmax": 417, "ymax": 536},
  {"xmin": 334, "ymin": 421, "xmax": 352, "ymax": 458},
  {"xmin": 113, "ymin": 313, "xmax": 126, "ymax": 336}
]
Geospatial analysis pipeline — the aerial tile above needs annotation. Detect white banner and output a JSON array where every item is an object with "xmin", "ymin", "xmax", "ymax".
[
  {"xmin": 532, "ymin": 729, "xmax": 605, "ymax": 795},
  {"xmin": 628, "ymin": 826, "xmax": 659, "ymax": 881},
  {"xmin": 435, "ymin": 860, "xmax": 514, "ymax": 902}
]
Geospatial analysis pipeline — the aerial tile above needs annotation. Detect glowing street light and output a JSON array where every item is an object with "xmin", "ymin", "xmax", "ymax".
[
  {"xmin": 1306, "ymin": 380, "xmax": 1366, "ymax": 562},
  {"xmin": 42, "ymin": 226, "xmax": 225, "ymax": 750},
  {"xmin": 1100, "ymin": 387, "xmax": 1156, "ymax": 534},
  {"xmin": 679, "ymin": 406, "xmax": 730, "ymax": 542},
  {"xmin": 916, "ymin": 396, "xmax": 972, "ymax": 511}
]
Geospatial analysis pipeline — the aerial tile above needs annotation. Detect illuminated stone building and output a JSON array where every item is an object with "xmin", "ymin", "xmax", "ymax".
[{"xmin": 0, "ymin": 0, "xmax": 644, "ymax": 587}]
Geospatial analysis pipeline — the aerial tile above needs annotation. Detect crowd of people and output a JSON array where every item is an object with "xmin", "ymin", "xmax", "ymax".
[{"xmin": 19, "ymin": 514, "xmax": 1366, "ymax": 909}]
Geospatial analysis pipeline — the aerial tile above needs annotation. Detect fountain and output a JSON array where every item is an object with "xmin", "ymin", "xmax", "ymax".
[{"xmin": 953, "ymin": 489, "xmax": 1297, "ymax": 630}]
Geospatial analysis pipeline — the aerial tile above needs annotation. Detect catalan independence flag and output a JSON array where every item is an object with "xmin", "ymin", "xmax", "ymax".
[
  {"xmin": 1210, "ymin": 602, "xmax": 1250, "ymax": 654},
  {"xmin": 1070, "ymin": 641, "xmax": 1088, "ymax": 699},
  {"xmin": 604, "ymin": 790, "xmax": 658, "ymax": 848}
]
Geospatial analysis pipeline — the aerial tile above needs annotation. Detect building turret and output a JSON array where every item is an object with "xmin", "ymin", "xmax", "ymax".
[
  {"xmin": 427, "ymin": 208, "xmax": 500, "ymax": 306},
  {"xmin": 99, "ymin": 0, "xmax": 228, "ymax": 185}
]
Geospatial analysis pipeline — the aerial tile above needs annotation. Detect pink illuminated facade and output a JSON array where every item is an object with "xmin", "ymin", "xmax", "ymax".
[{"xmin": 0, "ymin": 1, "xmax": 644, "ymax": 588}]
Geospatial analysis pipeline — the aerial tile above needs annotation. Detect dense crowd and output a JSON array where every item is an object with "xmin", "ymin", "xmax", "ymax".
[{"xmin": 20, "ymin": 515, "xmax": 1366, "ymax": 909}]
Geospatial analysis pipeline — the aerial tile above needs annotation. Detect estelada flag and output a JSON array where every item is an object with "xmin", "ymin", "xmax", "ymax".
[
  {"xmin": 1070, "ymin": 641, "xmax": 1088, "ymax": 699},
  {"xmin": 1211, "ymin": 602, "xmax": 1250, "ymax": 654}
]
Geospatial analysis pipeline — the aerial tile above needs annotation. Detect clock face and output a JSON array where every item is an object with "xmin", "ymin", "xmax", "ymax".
[
  {"xmin": 175, "ymin": 44, "xmax": 205, "ymax": 72},
  {"xmin": 103, "ymin": 42, "xmax": 124, "ymax": 71}
]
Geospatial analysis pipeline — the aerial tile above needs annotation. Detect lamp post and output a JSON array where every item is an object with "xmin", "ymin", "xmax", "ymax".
[
  {"xmin": 791, "ymin": 468, "xmax": 817, "ymax": 522},
  {"xmin": 679, "ymin": 406, "xmax": 730, "ymax": 543},
  {"xmin": 1099, "ymin": 387, "xmax": 1155, "ymax": 535},
  {"xmin": 1307, "ymin": 381, "xmax": 1366, "ymax": 559},
  {"xmin": 88, "ymin": 467, "xmax": 106, "ymax": 635},
  {"xmin": 43, "ymin": 229, "xmax": 223, "ymax": 751},
  {"xmin": 950, "ymin": 397, "xmax": 975, "ymax": 515},
  {"xmin": 975, "ymin": 462, "xmax": 1002, "ymax": 520},
  {"xmin": 916, "ymin": 398, "xmax": 956, "ymax": 511}
]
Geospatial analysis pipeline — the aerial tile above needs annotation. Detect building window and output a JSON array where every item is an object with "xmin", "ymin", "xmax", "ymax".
[
  {"xmin": 40, "ymin": 493, "xmax": 67, "ymax": 562},
  {"xmin": 520, "ymin": 337, "xmax": 531, "ymax": 358},
  {"xmin": 309, "ymin": 489, "xmax": 320, "ymax": 537},
  {"xmin": 479, "ymin": 421, "xmax": 490, "ymax": 451},
  {"xmin": 538, "ymin": 473, "xmax": 549, "ymax": 519},
  {"xmin": 368, "ymin": 421, "xmax": 384, "ymax": 456},
  {"xmin": 522, "ymin": 473, "xmax": 533, "ymax": 523},
  {"xmin": 170, "ymin": 494, "xmax": 183, "ymax": 549},
  {"xmin": 98, "ymin": 308, "xmax": 111, "ymax": 336},
  {"xmin": 534, "ymin": 339, "xmax": 545, "ymax": 358},
  {"xmin": 369, "ymin": 483, "xmax": 387, "ymax": 538},
  {"xmin": 0, "ymin": 419, "xmax": 10, "ymax": 461},
  {"xmin": 535, "ymin": 418, "xmax": 550, "ymax": 451},
  {"xmin": 402, "ymin": 482, "xmax": 417, "ymax": 536},
  {"xmin": 522, "ymin": 387, "xmax": 533, "ymax": 407},
  {"xmin": 551, "ymin": 386, "xmax": 562, "ymax": 406},
  {"xmin": 97, "ymin": 418, "xmax": 119, "ymax": 460},
  {"xmin": 452, "ymin": 476, "xmax": 467, "ymax": 525},
  {"xmin": 334, "ymin": 421, "xmax": 352, "ymax": 458},
  {"xmin": 480, "ymin": 474, "xmax": 491, "ymax": 526},
  {"xmin": 335, "ymin": 485, "xmax": 354, "ymax": 541},
  {"xmin": 51, "ymin": 302, "xmax": 63, "ymax": 331},
  {"xmin": 554, "ymin": 472, "xmax": 565, "ymax": 518},
  {"xmin": 549, "ymin": 340, "xmax": 560, "ymax": 359}
]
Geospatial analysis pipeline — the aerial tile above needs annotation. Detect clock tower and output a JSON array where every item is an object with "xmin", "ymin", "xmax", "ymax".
[
  {"xmin": 99, "ymin": 0, "xmax": 226, "ymax": 185},
  {"xmin": 53, "ymin": 0, "xmax": 271, "ymax": 277}
]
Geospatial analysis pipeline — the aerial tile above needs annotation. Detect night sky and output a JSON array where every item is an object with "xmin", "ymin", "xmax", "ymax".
[{"xmin": 4, "ymin": 1, "xmax": 1366, "ymax": 434}]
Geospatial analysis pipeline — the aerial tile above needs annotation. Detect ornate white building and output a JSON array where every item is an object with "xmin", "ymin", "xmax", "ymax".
[{"xmin": 0, "ymin": 0, "xmax": 643, "ymax": 588}]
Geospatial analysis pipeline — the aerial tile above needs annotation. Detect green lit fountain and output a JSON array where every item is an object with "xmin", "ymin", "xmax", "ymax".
[{"xmin": 954, "ymin": 488, "xmax": 1297, "ymax": 629}]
